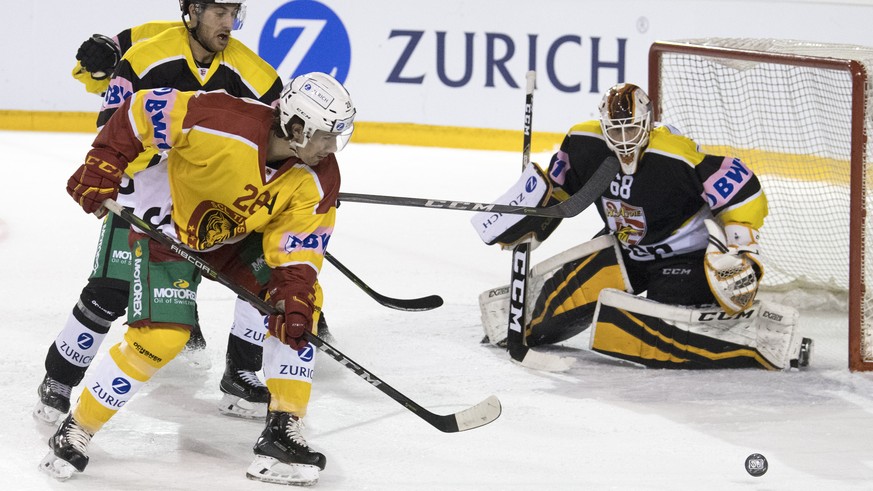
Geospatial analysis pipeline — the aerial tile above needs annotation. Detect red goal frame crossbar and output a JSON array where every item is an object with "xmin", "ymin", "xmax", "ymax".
[{"xmin": 648, "ymin": 41, "xmax": 869, "ymax": 371}]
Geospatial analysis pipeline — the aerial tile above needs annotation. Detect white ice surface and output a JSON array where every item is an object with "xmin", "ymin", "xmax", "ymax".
[{"xmin": 2, "ymin": 131, "xmax": 873, "ymax": 490}]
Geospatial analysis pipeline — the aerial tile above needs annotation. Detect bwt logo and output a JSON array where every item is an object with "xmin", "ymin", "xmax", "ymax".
[
  {"xmin": 259, "ymin": 0, "xmax": 351, "ymax": 82},
  {"xmin": 77, "ymin": 333, "xmax": 94, "ymax": 350}
]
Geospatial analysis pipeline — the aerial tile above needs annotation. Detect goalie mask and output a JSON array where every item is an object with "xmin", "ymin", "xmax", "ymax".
[
  {"xmin": 278, "ymin": 72, "xmax": 356, "ymax": 152},
  {"xmin": 599, "ymin": 83, "xmax": 653, "ymax": 175},
  {"xmin": 180, "ymin": 0, "xmax": 246, "ymax": 30}
]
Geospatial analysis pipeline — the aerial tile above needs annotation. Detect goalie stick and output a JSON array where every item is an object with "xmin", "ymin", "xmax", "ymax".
[
  {"xmin": 324, "ymin": 252, "xmax": 443, "ymax": 311},
  {"xmin": 101, "ymin": 199, "xmax": 500, "ymax": 433},
  {"xmin": 504, "ymin": 72, "xmax": 575, "ymax": 372}
]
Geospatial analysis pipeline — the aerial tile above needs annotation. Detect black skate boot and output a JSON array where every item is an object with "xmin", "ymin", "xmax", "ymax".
[
  {"xmin": 218, "ymin": 357, "xmax": 270, "ymax": 419},
  {"xmin": 246, "ymin": 411, "xmax": 325, "ymax": 485},
  {"xmin": 38, "ymin": 414, "xmax": 94, "ymax": 481},
  {"xmin": 33, "ymin": 374, "xmax": 72, "ymax": 425}
]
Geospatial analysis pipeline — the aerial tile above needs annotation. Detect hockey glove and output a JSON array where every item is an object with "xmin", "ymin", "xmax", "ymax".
[
  {"xmin": 703, "ymin": 219, "xmax": 764, "ymax": 315},
  {"xmin": 265, "ymin": 267, "xmax": 317, "ymax": 350},
  {"xmin": 76, "ymin": 34, "xmax": 121, "ymax": 80},
  {"xmin": 66, "ymin": 154, "xmax": 125, "ymax": 218}
]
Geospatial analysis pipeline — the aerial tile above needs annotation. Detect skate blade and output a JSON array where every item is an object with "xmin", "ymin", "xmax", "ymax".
[
  {"xmin": 38, "ymin": 451, "xmax": 77, "ymax": 481},
  {"xmin": 246, "ymin": 455, "xmax": 319, "ymax": 486},
  {"xmin": 32, "ymin": 401, "xmax": 66, "ymax": 426},
  {"xmin": 218, "ymin": 393, "xmax": 267, "ymax": 420}
]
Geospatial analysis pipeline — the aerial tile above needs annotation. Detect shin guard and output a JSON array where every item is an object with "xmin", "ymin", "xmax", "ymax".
[{"xmin": 73, "ymin": 325, "xmax": 190, "ymax": 433}]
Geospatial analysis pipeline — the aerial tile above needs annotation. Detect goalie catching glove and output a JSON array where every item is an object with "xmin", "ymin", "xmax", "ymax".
[
  {"xmin": 471, "ymin": 163, "xmax": 561, "ymax": 250},
  {"xmin": 703, "ymin": 219, "xmax": 764, "ymax": 315},
  {"xmin": 66, "ymin": 151, "xmax": 126, "ymax": 218},
  {"xmin": 265, "ymin": 267, "xmax": 318, "ymax": 350}
]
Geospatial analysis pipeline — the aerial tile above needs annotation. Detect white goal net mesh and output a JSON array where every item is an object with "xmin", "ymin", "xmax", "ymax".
[{"xmin": 652, "ymin": 38, "xmax": 873, "ymax": 368}]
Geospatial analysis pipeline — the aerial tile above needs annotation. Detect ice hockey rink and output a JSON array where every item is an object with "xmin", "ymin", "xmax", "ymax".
[{"xmin": 3, "ymin": 130, "xmax": 873, "ymax": 490}]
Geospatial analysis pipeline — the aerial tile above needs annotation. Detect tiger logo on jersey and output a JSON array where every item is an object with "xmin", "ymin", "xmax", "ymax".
[
  {"xmin": 187, "ymin": 201, "xmax": 247, "ymax": 249},
  {"xmin": 602, "ymin": 198, "xmax": 646, "ymax": 245}
]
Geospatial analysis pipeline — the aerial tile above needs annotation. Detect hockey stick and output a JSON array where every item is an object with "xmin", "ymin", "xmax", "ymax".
[
  {"xmin": 503, "ymin": 73, "xmax": 574, "ymax": 372},
  {"xmin": 102, "ymin": 199, "xmax": 500, "ymax": 433},
  {"xmin": 506, "ymin": 71, "xmax": 536, "ymax": 362},
  {"xmin": 336, "ymin": 155, "xmax": 617, "ymax": 219},
  {"xmin": 324, "ymin": 252, "xmax": 443, "ymax": 311}
]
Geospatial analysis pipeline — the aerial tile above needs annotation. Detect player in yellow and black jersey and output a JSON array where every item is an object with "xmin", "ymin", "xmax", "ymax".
[
  {"xmin": 475, "ymin": 83, "xmax": 812, "ymax": 371},
  {"xmin": 72, "ymin": 21, "xmax": 183, "ymax": 95},
  {"xmin": 36, "ymin": 0, "xmax": 284, "ymax": 430}
]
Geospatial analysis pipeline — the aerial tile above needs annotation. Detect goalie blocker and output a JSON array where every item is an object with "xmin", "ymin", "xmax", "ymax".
[{"xmin": 471, "ymin": 163, "xmax": 562, "ymax": 250}]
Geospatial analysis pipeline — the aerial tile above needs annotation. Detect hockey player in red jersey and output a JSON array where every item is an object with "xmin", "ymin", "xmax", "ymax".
[
  {"xmin": 40, "ymin": 72, "xmax": 354, "ymax": 486},
  {"xmin": 35, "ymin": 0, "xmax": 284, "ymax": 427},
  {"xmin": 474, "ymin": 83, "xmax": 813, "ymax": 370}
]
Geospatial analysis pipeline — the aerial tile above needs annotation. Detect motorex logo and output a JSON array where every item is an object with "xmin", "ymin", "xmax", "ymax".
[
  {"xmin": 259, "ymin": 0, "xmax": 351, "ymax": 82},
  {"xmin": 77, "ymin": 333, "xmax": 94, "ymax": 350}
]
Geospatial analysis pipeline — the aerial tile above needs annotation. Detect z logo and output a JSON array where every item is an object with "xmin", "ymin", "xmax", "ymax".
[{"xmin": 259, "ymin": 1, "xmax": 351, "ymax": 82}]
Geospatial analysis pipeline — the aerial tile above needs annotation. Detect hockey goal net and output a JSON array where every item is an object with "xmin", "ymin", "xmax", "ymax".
[{"xmin": 649, "ymin": 39, "xmax": 873, "ymax": 371}]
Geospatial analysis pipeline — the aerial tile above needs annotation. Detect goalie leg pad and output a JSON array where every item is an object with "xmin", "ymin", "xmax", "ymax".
[
  {"xmin": 526, "ymin": 239, "xmax": 630, "ymax": 346},
  {"xmin": 590, "ymin": 289, "xmax": 801, "ymax": 370},
  {"xmin": 478, "ymin": 235, "xmax": 631, "ymax": 346}
]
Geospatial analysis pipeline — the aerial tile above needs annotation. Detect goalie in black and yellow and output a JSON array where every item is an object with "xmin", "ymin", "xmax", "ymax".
[{"xmin": 473, "ymin": 82, "xmax": 812, "ymax": 371}]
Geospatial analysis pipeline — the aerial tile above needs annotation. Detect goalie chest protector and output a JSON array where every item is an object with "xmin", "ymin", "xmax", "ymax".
[{"xmin": 552, "ymin": 124, "xmax": 763, "ymax": 262}]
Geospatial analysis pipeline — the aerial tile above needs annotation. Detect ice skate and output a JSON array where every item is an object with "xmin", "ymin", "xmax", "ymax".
[
  {"xmin": 246, "ymin": 411, "xmax": 325, "ymax": 486},
  {"xmin": 33, "ymin": 374, "xmax": 72, "ymax": 425},
  {"xmin": 218, "ymin": 358, "xmax": 269, "ymax": 419},
  {"xmin": 38, "ymin": 414, "xmax": 93, "ymax": 481},
  {"xmin": 790, "ymin": 337, "xmax": 814, "ymax": 369},
  {"xmin": 179, "ymin": 323, "xmax": 212, "ymax": 370}
]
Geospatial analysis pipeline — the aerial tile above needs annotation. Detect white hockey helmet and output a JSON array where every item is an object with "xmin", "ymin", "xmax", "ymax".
[
  {"xmin": 278, "ymin": 72, "xmax": 356, "ymax": 152},
  {"xmin": 599, "ymin": 83, "xmax": 653, "ymax": 175},
  {"xmin": 180, "ymin": 0, "xmax": 246, "ymax": 30}
]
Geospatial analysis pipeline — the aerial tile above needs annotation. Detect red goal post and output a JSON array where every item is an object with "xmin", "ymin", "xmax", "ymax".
[{"xmin": 648, "ymin": 39, "xmax": 871, "ymax": 371}]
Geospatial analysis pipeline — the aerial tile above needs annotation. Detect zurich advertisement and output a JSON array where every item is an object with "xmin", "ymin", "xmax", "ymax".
[{"xmin": 250, "ymin": 0, "xmax": 639, "ymax": 134}]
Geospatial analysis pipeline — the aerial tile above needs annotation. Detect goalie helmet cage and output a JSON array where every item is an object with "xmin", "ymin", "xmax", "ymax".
[{"xmin": 648, "ymin": 39, "xmax": 871, "ymax": 371}]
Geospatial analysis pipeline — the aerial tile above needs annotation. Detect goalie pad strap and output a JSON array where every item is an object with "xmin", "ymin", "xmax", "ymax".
[{"xmin": 590, "ymin": 289, "xmax": 799, "ymax": 370}]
